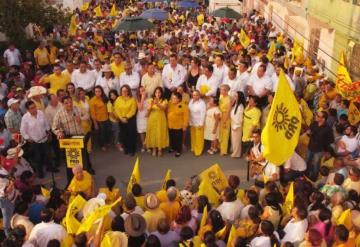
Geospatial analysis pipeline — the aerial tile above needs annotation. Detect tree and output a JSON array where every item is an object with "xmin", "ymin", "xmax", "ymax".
[{"xmin": 0, "ymin": 0, "xmax": 70, "ymax": 43}]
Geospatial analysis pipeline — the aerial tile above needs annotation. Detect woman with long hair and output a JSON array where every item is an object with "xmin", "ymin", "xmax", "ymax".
[
  {"xmin": 89, "ymin": 85, "xmax": 111, "ymax": 151},
  {"xmin": 107, "ymin": 89, "xmax": 122, "ymax": 150},
  {"xmin": 249, "ymin": 220, "xmax": 280, "ymax": 247},
  {"xmin": 114, "ymin": 85, "xmax": 137, "ymax": 156},
  {"xmin": 66, "ymin": 82, "xmax": 76, "ymax": 100},
  {"xmin": 230, "ymin": 91, "xmax": 246, "ymax": 158},
  {"xmin": 188, "ymin": 90, "xmax": 206, "ymax": 156},
  {"xmin": 95, "ymin": 64, "xmax": 120, "ymax": 96},
  {"xmin": 171, "ymin": 205, "xmax": 197, "ymax": 234},
  {"xmin": 186, "ymin": 57, "xmax": 201, "ymax": 92},
  {"xmin": 145, "ymin": 87, "xmax": 169, "ymax": 157},
  {"xmin": 136, "ymin": 86, "xmax": 148, "ymax": 152},
  {"xmin": 261, "ymin": 192, "xmax": 282, "ymax": 230}
]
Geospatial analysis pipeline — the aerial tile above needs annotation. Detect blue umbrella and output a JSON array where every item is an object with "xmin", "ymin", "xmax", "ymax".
[
  {"xmin": 177, "ymin": 0, "xmax": 199, "ymax": 9},
  {"xmin": 140, "ymin": 8, "xmax": 169, "ymax": 21}
]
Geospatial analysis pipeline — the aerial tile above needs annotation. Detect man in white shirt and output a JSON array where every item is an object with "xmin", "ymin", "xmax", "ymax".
[
  {"xmin": 28, "ymin": 208, "xmax": 67, "ymax": 247},
  {"xmin": 119, "ymin": 62, "xmax": 140, "ymax": 95},
  {"xmin": 141, "ymin": 63, "xmax": 163, "ymax": 97},
  {"xmin": 213, "ymin": 54, "xmax": 229, "ymax": 84},
  {"xmin": 337, "ymin": 125, "xmax": 359, "ymax": 157},
  {"xmin": 196, "ymin": 65, "xmax": 220, "ymax": 97},
  {"xmin": 236, "ymin": 61, "xmax": 250, "ymax": 96},
  {"xmin": 247, "ymin": 64, "xmax": 272, "ymax": 108},
  {"xmin": 251, "ymin": 55, "xmax": 275, "ymax": 77},
  {"xmin": 71, "ymin": 61, "xmax": 97, "ymax": 92},
  {"xmin": 3, "ymin": 44, "xmax": 22, "ymax": 67},
  {"xmin": 271, "ymin": 64, "xmax": 295, "ymax": 92},
  {"xmin": 162, "ymin": 54, "xmax": 187, "ymax": 99},
  {"xmin": 223, "ymin": 67, "xmax": 242, "ymax": 96},
  {"xmin": 283, "ymin": 151, "xmax": 307, "ymax": 182},
  {"xmin": 20, "ymin": 100, "xmax": 55, "ymax": 178},
  {"xmin": 91, "ymin": 59, "xmax": 103, "ymax": 79},
  {"xmin": 281, "ymin": 206, "xmax": 308, "ymax": 244}
]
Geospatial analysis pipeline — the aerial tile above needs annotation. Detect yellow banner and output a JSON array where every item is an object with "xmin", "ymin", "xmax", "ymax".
[
  {"xmin": 65, "ymin": 148, "xmax": 83, "ymax": 168},
  {"xmin": 59, "ymin": 138, "xmax": 84, "ymax": 149}
]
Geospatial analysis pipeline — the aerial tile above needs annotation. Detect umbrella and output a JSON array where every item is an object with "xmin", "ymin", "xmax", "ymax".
[
  {"xmin": 211, "ymin": 7, "xmax": 242, "ymax": 19},
  {"xmin": 140, "ymin": 8, "xmax": 169, "ymax": 21},
  {"xmin": 142, "ymin": 0, "xmax": 165, "ymax": 2},
  {"xmin": 114, "ymin": 17, "xmax": 155, "ymax": 32},
  {"xmin": 177, "ymin": 0, "xmax": 199, "ymax": 9}
]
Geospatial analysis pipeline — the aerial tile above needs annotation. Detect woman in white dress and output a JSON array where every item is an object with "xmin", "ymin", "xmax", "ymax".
[
  {"xmin": 95, "ymin": 64, "xmax": 120, "ymax": 96},
  {"xmin": 136, "ymin": 86, "xmax": 148, "ymax": 152},
  {"xmin": 230, "ymin": 91, "xmax": 246, "ymax": 158},
  {"xmin": 188, "ymin": 90, "xmax": 206, "ymax": 156},
  {"xmin": 204, "ymin": 96, "xmax": 221, "ymax": 154}
]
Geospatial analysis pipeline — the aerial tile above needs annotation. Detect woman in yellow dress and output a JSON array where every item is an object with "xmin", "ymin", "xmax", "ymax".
[
  {"xmin": 114, "ymin": 85, "xmax": 137, "ymax": 156},
  {"xmin": 68, "ymin": 165, "xmax": 94, "ymax": 199},
  {"xmin": 242, "ymin": 95, "xmax": 261, "ymax": 151},
  {"xmin": 145, "ymin": 87, "xmax": 169, "ymax": 157},
  {"xmin": 219, "ymin": 84, "xmax": 231, "ymax": 156}
]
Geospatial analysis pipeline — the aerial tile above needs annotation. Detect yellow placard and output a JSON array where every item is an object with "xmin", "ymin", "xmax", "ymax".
[
  {"xmin": 65, "ymin": 148, "xmax": 83, "ymax": 168},
  {"xmin": 59, "ymin": 138, "xmax": 84, "ymax": 149}
]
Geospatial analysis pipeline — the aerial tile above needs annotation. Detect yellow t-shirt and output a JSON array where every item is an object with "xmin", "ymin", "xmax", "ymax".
[
  {"xmin": 114, "ymin": 96, "xmax": 137, "ymax": 119},
  {"xmin": 111, "ymin": 61, "xmax": 125, "ymax": 78},
  {"xmin": 159, "ymin": 201, "xmax": 181, "ymax": 224},
  {"xmin": 134, "ymin": 195, "xmax": 145, "ymax": 210},
  {"xmin": 89, "ymin": 97, "xmax": 108, "ymax": 122},
  {"xmin": 49, "ymin": 46, "xmax": 58, "ymax": 64},
  {"xmin": 197, "ymin": 14, "xmax": 204, "ymax": 26},
  {"xmin": 34, "ymin": 48, "xmax": 50, "ymax": 66},
  {"xmin": 67, "ymin": 171, "xmax": 93, "ymax": 198},
  {"xmin": 107, "ymin": 102, "xmax": 118, "ymax": 122},
  {"xmin": 44, "ymin": 73, "xmax": 70, "ymax": 94},
  {"xmin": 99, "ymin": 187, "xmax": 120, "ymax": 204},
  {"xmin": 167, "ymin": 102, "xmax": 189, "ymax": 130},
  {"xmin": 242, "ymin": 106, "xmax": 261, "ymax": 142}
]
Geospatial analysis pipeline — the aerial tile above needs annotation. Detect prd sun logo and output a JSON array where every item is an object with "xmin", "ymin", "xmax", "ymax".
[
  {"xmin": 68, "ymin": 148, "xmax": 80, "ymax": 160},
  {"xmin": 272, "ymin": 102, "xmax": 290, "ymax": 132}
]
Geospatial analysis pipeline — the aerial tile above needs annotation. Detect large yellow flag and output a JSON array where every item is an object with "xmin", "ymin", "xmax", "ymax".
[
  {"xmin": 65, "ymin": 195, "xmax": 87, "ymax": 234},
  {"xmin": 266, "ymin": 41, "xmax": 276, "ymax": 61},
  {"xmin": 282, "ymin": 182, "xmax": 294, "ymax": 216},
  {"xmin": 239, "ymin": 29, "xmax": 250, "ymax": 48},
  {"xmin": 94, "ymin": 5, "xmax": 102, "ymax": 17},
  {"xmin": 109, "ymin": 4, "xmax": 118, "ymax": 17},
  {"xmin": 337, "ymin": 209, "xmax": 352, "ymax": 230},
  {"xmin": 227, "ymin": 225, "xmax": 237, "ymax": 247},
  {"xmin": 200, "ymin": 205, "xmax": 208, "ymax": 229},
  {"xmin": 261, "ymin": 70, "xmax": 302, "ymax": 165},
  {"xmin": 80, "ymin": 2, "xmax": 90, "ymax": 12},
  {"xmin": 336, "ymin": 52, "xmax": 360, "ymax": 101},
  {"xmin": 127, "ymin": 157, "xmax": 141, "ymax": 194},
  {"xmin": 68, "ymin": 15, "xmax": 77, "ymax": 37},
  {"xmin": 77, "ymin": 197, "xmax": 121, "ymax": 234},
  {"xmin": 161, "ymin": 169, "xmax": 171, "ymax": 190},
  {"xmin": 199, "ymin": 164, "xmax": 228, "ymax": 192},
  {"xmin": 348, "ymin": 101, "xmax": 360, "ymax": 125},
  {"xmin": 198, "ymin": 176, "xmax": 219, "ymax": 206}
]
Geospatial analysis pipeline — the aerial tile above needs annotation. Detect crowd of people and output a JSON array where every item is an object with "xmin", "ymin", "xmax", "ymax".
[{"xmin": 0, "ymin": 0, "xmax": 360, "ymax": 246}]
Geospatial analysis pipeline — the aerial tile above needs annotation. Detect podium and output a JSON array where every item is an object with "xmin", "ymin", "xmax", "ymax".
[{"xmin": 59, "ymin": 136, "xmax": 84, "ymax": 168}]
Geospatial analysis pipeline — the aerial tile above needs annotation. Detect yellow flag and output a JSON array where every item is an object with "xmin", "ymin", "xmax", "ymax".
[
  {"xmin": 239, "ymin": 29, "xmax": 250, "ymax": 48},
  {"xmin": 266, "ymin": 41, "xmax": 276, "ymax": 61},
  {"xmin": 127, "ymin": 157, "xmax": 141, "ymax": 194},
  {"xmin": 41, "ymin": 187, "xmax": 50, "ymax": 198},
  {"xmin": 348, "ymin": 101, "xmax": 360, "ymax": 125},
  {"xmin": 215, "ymin": 225, "xmax": 227, "ymax": 239},
  {"xmin": 94, "ymin": 5, "xmax": 102, "ymax": 17},
  {"xmin": 200, "ymin": 205, "xmax": 208, "ymax": 229},
  {"xmin": 261, "ymin": 70, "xmax": 302, "ymax": 165},
  {"xmin": 282, "ymin": 182, "xmax": 294, "ymax": 216},
  {"xmin": 161, "ymin": 169, "xmax": 171, "ymax": 190},
  {"xmin": 284, "ymin": 54, "xmax": 289, "ymax": 69},
  {"xmin": 199, "ymin": 164, "xmax": 228, "ymax": 192},
  {"xmin": 198, "ymin": 177, "xmax": 219, "ymax": 206},
  {"xmin": 293, "ymin": 39, "xmax": 304, "ymax": 65},
  {"xmin": 68, "ymin": 15, "xmax": 77, "ymax": 37},
  {"xmin": 109, "ymin": 4, "xmax": 117, "ymax": 17},
  {"xmin": 227, "ymin": 225, "xmax": 237, "ymax": 247},
  {"xmin": 65, "ymin": 195, "xmax": 86, "ymax": 234},
  {"xmin": 337, "ymin": 209, "xmax": 352, "ymax": 230},
  {"xmin": 80, "ymin": 2, "xmax": 90, "ymax": 12},
  {"xmin": 304, "ymin": 56, "xmax": 312, "ymax": 71},
  {"xmin": 336, "ymin": 52, "xmax": 355, "ymax": 100},
  {"xmin": 77, "ymin": 197, "xmax": 121, "ymax": 234}
]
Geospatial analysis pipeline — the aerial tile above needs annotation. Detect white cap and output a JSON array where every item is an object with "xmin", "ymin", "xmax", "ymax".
[{"xmin": 7, "ymin": 98, "xmax": 19, "ymax": 107}]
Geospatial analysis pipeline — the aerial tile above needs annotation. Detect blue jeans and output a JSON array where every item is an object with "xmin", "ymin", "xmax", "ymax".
[
  {"xmin": 0, "ymin": 197, "xmax": 14, "ymax": 237},
  {"xmin": 111, "ymin": 121, "xmax": 120, "ymax": 145},
  {"xmin": 306, "ymin": 151, "xmax": 323, "ymax": 181}
]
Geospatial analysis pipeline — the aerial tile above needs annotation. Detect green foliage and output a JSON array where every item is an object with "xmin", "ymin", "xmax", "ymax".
[{"xmin": 0, "ymin": 0, "xmax": 70, "ymax": 43}]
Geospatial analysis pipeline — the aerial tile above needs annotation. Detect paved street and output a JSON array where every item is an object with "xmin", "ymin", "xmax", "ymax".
[{"xmin": 42, "ymin": 146, "xmax": 250, "ymax": 195}]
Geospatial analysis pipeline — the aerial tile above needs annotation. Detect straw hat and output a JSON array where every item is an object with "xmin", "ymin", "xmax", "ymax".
[
  {"xmin": 144, "ymin": 193, "xmax": 160, "ymax": 210},
  {"xmin": 124, "ymin": 214, "xmax": 146, "ymax": 237},
  {"xmin": 28, "ymin": 86, "xmax": 47, "ymax": 98}
]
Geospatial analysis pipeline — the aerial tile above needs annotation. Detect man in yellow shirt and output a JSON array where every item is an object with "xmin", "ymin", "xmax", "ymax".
[
  {"xmin": 142, "ymin": 193, "xmax": 166, "ymax": 233},
  {"xmin": 159, "ymin": 187, "xmax": 180, "ymax": 224},
  {"xmin": 111, "ymin": 52, "xmax": 125, "ymax": 78},
  {"xmin": 34, "ymin": 41, "xmax": 51, "ymax": 73},
  {"xmin": 41, "ymin": 65, "xmax": 70, "ymax": 94}
]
